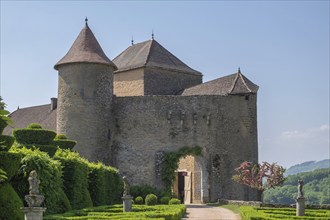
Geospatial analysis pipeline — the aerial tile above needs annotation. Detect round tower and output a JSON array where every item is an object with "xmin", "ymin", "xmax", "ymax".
[{"xmin": 54, "ymin": 19, "xmax": 117, "ymax": 163}]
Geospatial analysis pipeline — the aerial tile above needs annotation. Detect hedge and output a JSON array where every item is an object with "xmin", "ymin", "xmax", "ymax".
[
  {"xmin": 145, "ymin": 194, "xmax": 158, "ymax": 206},
  {"xmin": 13, "ymin": 128, "xmax": 56, "ymax": 145},
  {"xmin": 0, "ymin": 135, "xmax": 15, "ymax": 151},
  {"xmin": 54, "ymin": 149, "xmax": 93, "ymax": 210},
  {"xmin": 103, "ymin": 165, "xmax": 123, "ymax": 204},
  {"xmin": 10, "ymin": 146, "xmax": 72, "ymax": 214},
  {"xmin": 0, "ymin": 183, "xmax": 23, "ymax": 220},
  {"xmin": 0, "ymin": 151, "xmax": 21, "ymax": 180},
  {"xmin": 52, "ymin": 139, "xmax": 76, "ymax": 150}
]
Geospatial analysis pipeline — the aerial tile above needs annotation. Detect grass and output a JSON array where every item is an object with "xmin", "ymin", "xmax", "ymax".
[
  {"xmin": 240, "ymin": 206, "xmax": 330, "ymax": 220},
  {"xmin": 44, "ymin": 204, "xmax": 186, "ymax": 220}
]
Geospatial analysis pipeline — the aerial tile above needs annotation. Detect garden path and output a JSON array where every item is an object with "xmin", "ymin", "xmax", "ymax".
[{"xmin": 181, "ymin": 204, "xmax": 241, "ymax": 220}]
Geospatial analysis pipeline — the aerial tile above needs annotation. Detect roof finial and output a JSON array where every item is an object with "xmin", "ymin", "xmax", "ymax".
[
  {"xmin": 131, "ymin": 36, "xmax": 134, "ymax": 45},
  {"xmin": 151, "ymin": 29, "xmax": 154, "ymax": 40},
  {"xmin": 85, "ymin": 17, "xmax": 88, "ymax": 26},
  {"xmin": 238, "ymin": 67, "xmax": 241, "ymax": 74}
]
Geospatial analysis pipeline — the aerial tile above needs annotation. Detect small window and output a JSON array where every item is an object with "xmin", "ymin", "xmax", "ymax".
[{"xmin": 245, "ymin": 95, "xmax": 249, "ymax": 101}]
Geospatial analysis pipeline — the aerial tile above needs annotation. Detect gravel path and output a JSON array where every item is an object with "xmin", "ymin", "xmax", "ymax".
[{"xmin": 181, "ymin": 204, "xmax": 241, "ymax": 220}]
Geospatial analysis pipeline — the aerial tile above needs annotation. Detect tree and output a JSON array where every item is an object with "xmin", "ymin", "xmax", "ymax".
[{"xmin": 232, "ymin": 161, "xmax": 286, "ymax": 201}]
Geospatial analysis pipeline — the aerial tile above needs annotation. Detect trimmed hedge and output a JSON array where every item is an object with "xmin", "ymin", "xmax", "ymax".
[
  {"xmin": 0, "ymin": 151, "xmax": 21, "ymax": 179},
  {"xmin": 0, "ymin": 183, "xmax": 23, "ymax": 220},
  {"xmin": 0, "ymin": 135, "xmax": 15, "ymax": 151},
  {"xmin": 160, "ymin": 196, "xmax": 170, "ymax": 205},
  {"xmin": 55, "ymin": 134, "xmax": 68, "ymax": 140},
  {"xmin": 27, "ymin": 123, "xmax": 42, "ymax": 129},
  {"xmin": 145, "ymin": 194, "xmax": 158, "ymax": 206},
  {"xmin": 13, "ymin": 129, "xmax": 57, "ymax": 145},
  {"xmin": 169, "ymin": 198, "xmax": 181, "ymax": 205},
  {"xmin": 130, "ymin": 184, "xmax": 158, "ymax": 200},
  {"xmin": 10, "ymin": 146, "xmax": 72, "ymax": 214},
  {"xmin": 52, "ymin": 140, "xmax": 76, "ymax": 150},
  {"xmin": 54, "ymin": 149, "xmax": 93, "ymax": 210},
  {"xmin": 135, "ymin": 196, "xmax": 144, "ymax": 204}
]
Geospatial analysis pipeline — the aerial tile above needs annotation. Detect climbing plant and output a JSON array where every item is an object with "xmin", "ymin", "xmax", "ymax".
[{"xmin": 161, "ymin": 146, "xmax": 202, "ymax": 191}]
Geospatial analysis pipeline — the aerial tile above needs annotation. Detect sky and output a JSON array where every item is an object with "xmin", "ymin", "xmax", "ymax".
[{"xmin": 0, "ymin": 1, "xmax": 329, "ymax": 168}]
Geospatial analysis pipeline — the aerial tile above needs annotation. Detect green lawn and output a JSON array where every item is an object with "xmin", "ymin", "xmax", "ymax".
[{"xmin": 44, "ymin": 204, "xmax": 186, "ymax": 220}]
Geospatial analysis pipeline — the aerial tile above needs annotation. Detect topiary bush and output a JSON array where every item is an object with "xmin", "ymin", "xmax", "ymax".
[
  {"xmin": 27, "ymin": 123, "xmax": 42, "ymax": 129},
  {"xmin": 52, "ymin": 140, "xmax": 76, "ymax": 150},
  {"xmin": 0, "ymin": 151, "xmax": 21, "ymax": 180},
  {"xmin": 130, "ymin": 184, "xmax": 158, "ymax": 200},
  {"xmin": 0, "ymin": 183, "xmax": 23, "ymax": 220},
  {"xmin": 55, "ymin": 134, "xmax": 68, "ymax": 140},
  {"xmin": 160, "ymin": 196, "xmax": 170, "ymax": 205},
  {"xmin": 134, "ymin": 196, "xmax": 144, "ymax": 204},
  {"xmin": 13, "ymin": 128, "xmax": 57, "ymax": 145},
  {"xmin": 10, "ymin": 146, "xmax": 72, "ymax": 214},
  {"xmin": 0, "ymin": 135, "xmax": 15, "ymax": 151},
  {"xmin": 145, "ymin": 193, "xmax": 158, "ymax": 206},
  {"xmin": 54, "ymin": 149, "xmax": 93, "ymax": 210},
  {"xmin": 169, "ymin": 198, "xmax": 181, "ymax": 205},
  {"xmin": 52, "ymin": 134, "xmax": 77, "ymax": 150},
  {"xmin": 104, "ymin": 165, "xmax": 123, "ymax": 204}
]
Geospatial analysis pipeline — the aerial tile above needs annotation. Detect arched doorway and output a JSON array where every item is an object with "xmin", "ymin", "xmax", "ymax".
[{"xmin": 172, "ymin": 155, "xmax": 205, "ymax": 204}]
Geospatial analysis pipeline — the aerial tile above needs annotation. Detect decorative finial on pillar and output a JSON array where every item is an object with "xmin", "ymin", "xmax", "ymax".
[
  {"xmin": 85, "ymin": 17, "xmax": 88, "ymax": 26},
  {"xmin": 152, "ymin": 29, "xmax": 154, "ymax": 40},
  {"xmin": 131, "ymin": 36, "xmax": 134, "ymax": 45},
  {"xmin": 238, "ymin": 67, "xmax": 241, "ymax": 74}
]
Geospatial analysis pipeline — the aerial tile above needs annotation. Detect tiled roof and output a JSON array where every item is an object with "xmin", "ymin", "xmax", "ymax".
[
  {"xmin": 182, "ymin": 70, "xmax": 258, "ymax": 96},
  {"xmin": 113, "ymin": 40, "xmax": 201, "ymax": 75},
  {"xmin": 54, "ymin": 23, "xmax": 117, "ymax": 70},
  {"xmin": 3, "ymin": 104, "xmax": 56, "ymax": 135}
]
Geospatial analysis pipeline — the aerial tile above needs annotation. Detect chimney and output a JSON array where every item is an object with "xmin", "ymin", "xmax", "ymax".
[{"xmin": 51, "ymin": 98, "xmax": 57, "ymax": 111}]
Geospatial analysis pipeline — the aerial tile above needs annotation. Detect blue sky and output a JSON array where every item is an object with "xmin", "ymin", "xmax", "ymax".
[{"xmin": 1, "ymin": 1, "xmax": 329, "ymax": 168}]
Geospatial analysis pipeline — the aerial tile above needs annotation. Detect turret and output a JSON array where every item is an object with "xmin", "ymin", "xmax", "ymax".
[{"xmin": 54, "ymin": 19, "xmax": 117, "ymax": 163}]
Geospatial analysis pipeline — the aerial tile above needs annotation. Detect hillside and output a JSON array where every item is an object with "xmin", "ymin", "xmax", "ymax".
[
  {"xmin": 264, "ymin": 168, "xmax": 330, "ymax": 205},
  {"xmin": 285, "ymin": 159, "xmax": 329, "ymax": 176}
]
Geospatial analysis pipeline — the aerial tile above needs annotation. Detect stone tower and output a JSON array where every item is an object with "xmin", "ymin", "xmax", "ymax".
[{"xmin": 54, "ymin": 20, "xmax": 117, "ymax": 162}]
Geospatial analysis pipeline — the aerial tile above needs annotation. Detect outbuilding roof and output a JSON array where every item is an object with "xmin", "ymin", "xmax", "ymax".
[
  {"xmin": 182, "ymin": 69, "xmax": 259, "ymax": 96},
  {"xmin": 54, "ymin": 21, "xmax": 117, "ymax": 70},
  {"xmin": 113, "ymin": 39, "xmax": 202, "ymax": 75}
]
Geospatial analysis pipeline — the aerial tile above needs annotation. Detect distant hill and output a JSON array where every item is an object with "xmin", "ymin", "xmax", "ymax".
[
  {"xmin": 285, "ymin": 159, "xmax": 330, "ymax": 176},
  {"xmin": 264, "ymin": 168, "xmax": 330, "ymax": 205}
]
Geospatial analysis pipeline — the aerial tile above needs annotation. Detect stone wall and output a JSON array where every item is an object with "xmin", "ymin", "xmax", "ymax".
[
  {"xmin": 144, "ymin": 67, "xmax": 202, "ymax": 95},
  {"xmin": 114, "ymin": 68, "xmax": 144, "ymax": 96},
  {"xmin": 111, "ymin": 94, "xmax": 258, "ymax": 202},
  {"xmin": 57, "ymin": 63, "xmax": 114, "ymax": 163}
]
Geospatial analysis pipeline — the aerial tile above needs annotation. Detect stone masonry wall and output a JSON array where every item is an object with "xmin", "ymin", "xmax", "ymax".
[
  {"xmin": 111, "ymin": 94, "xmax": 258, "ymax": 202},
  {"xmin": 113, "ymin": 68, "xmax": 144, "ymax": 96},
  {"xmin": 144, "ymin": 67, "xmax": 202, "ymax": 95}
]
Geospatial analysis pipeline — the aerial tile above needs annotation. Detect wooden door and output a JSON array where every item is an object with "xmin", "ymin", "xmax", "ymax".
[{"xmin": 184, "ymin": 172, "xmax": 192, "ymax": 204}]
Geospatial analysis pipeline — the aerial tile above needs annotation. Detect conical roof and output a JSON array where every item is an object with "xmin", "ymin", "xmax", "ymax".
[
  {"xmin": 54, "ymin": 22, "xmax": 117, "ymax": 70},
  {"xmin": 182, "ymin": 69, "xmax": 258, "ymax": 96},
  {"xmin": 113, "ymin": 39, "xmax": 201, "ymax": 75}
]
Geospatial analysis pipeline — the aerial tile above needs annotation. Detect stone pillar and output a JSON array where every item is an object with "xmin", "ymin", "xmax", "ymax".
[
  {"xmin": 296, "ymin": 197, "xmax": 305, "ymax": 216},
  {"xmin": 122, "ymin": 195, "xmax": 133, "ymax": 212},
  {"xmin": 21, "ymin": 207, "xmax": 47, "ymax": 220}
]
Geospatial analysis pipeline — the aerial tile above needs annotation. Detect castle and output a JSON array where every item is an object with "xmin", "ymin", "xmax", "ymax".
[{"xmin": 6, "ymin": 20, "xmax": 259, "ymax": 203}]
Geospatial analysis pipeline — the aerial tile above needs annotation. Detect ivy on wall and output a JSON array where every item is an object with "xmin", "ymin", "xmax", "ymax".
[{"xmin": 161, "ymin": 146, "xmax": 202, "ymax": 191}]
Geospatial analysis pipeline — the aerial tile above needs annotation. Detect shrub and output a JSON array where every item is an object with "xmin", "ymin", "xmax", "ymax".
[
  {"xmin": 104, "ymin": 165, "xmax": 123, "ymax": 204},
  {"xmin": 169, "ymin": 198, "xmax": 181, "ymax": 205},
  {"xmin": 55, "ymin": 134, "xmax": 68, "ymax": 140},
  {"xmin": 0, "ymin": 151, "xmax": 21, "ymax": 180},
  {"xmin": 0, "ymin": 135, "xmax": 15, "ymax": 151},
  {"xmin": 52, "ymin": 140, "xmax": 76, "ymax": 150},
  {"xmin": 135, "ymin": 196, "xmax": 144, "ymax": 204},
  {"xmin": 54, "ymin": 149, "xmax": 93, "ymax": 209},
  {"xmin": 0, "ymin": 183, "xmax": 23, "ymax": 220},
  {"xmin": 130, "ymin": 184, "xmax": 158, "ymax": 199},
  {"xmin": 145, "ymin": 193, "xmax": 158, "ymax": 206},
  {"xmin": 13, "ymin": 128, "xmax": 56, "ymax": 145},
  {"xmin": 10, "ymin": 146, "xmax": 71, "ymax": 214},
  {"xmin": 160, "ymin": 196, "xmax": 170, "ymax": 205},
  {"xmin": 27, "ymin": 123, "xmax": 42, "ymax": 129}
]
